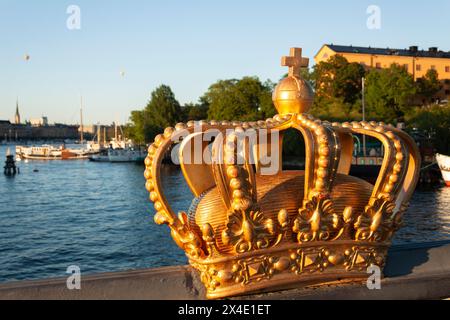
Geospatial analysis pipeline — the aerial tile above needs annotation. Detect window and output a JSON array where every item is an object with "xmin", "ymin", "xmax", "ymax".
[
  {"xmin": 416, "ymin": 64, "xmax": 422, "ymax": 71},
  {"xmin": 376, "ymin": 62, "xmax": 381, "ymax": 69},
  {"xmin": 446, "ymin": 90, "xmax": 450, "ymax": 95},
  {"xmin": 431, "ymin": 65, "xmax": 436, "ymax": 70},
  {"xmin": 403, "ymin": 64, "xmax": 409, "ymax": 71},
  {"xmin": 446, "ymin": 66, "xmax": 450, "ymax": 73}
]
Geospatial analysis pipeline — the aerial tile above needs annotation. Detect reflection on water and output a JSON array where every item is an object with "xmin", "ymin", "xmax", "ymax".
[
  {"xmin": 0, "ymin": 145, "xmax": 449, "ymax": 283},
  {"xmin": 394, "ymin": 187, "xmax": 450, "ymax": 243}
]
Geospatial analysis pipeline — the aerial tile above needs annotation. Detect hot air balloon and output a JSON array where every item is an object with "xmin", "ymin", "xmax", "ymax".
[
  {"xmin": 24, "ymin": 54, "xmax": 30, "ymax": 61},
  {"xmin": 120, "ymin": 70, "xmax": 125, "ymax": 78}
]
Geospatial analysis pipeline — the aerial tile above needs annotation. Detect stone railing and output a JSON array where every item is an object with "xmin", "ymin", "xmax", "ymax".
[{"xmin": 0, "ymin": 241, "xmax": 449, "ymax": 300}]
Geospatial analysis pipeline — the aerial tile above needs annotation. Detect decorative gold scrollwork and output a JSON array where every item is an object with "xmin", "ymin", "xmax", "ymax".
[
  {"xmin": 293, "ymin": 195, "xmax": 341, "ymax": 242},
  {"xmin": 354, "ymin": 198, "xmax": 399, "ymax": 242},
  {"xmin": 202, "ymin": 223, "xmax": 219, "ymax": 256},
  {"xmin": 344, "ymin": 246, "xmax": 387, "ymax": 271},
  {"xmin": 169, "ymin": 211, "xmax": 205, "ymax": 259},
  {"xmin": 222, "ymin": 208, "xmax": 275, "ymax": 253}
]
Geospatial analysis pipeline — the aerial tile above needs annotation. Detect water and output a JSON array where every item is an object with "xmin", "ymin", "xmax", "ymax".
[{"xmin": 0, "ymin": 145, "xmax": 449, "ymax": 283}]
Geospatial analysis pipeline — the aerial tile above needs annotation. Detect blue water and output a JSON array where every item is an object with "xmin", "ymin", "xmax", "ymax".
[{"xmin": 0, "ymin": 145, "xmax": 449, "ymax": 283}]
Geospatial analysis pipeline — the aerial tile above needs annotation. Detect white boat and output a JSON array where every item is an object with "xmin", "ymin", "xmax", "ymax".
[
  {"xmin": 108, "ymin": 147, "xmax": 146, "ymax": 163},
  {"xmin": 16, "ymin": 145, "xmax": 63, "ymax": 160},
  {"xmin": 436, "ymin": 153, "xmax": 450, "ymax": 187},
  {"xmin": 15, "ymin": 144, "xmax": 97, "ymax": 161},
  {"xmin": 89, "ymin": 149, "xmax": 110, "ymax": 162},
  {"xmin": 14, "ymin": 102, "xmax": 101, "ymax": 161}
]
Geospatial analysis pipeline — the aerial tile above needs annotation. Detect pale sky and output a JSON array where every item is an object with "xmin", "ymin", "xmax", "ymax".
[{"xmin": 1, "ymin": 0, "xmax": 449, "ymax": 125}]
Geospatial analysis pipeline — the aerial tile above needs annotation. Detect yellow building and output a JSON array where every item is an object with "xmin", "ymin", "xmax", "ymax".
[{"xmin": 315, "ymin": 44, "xmax": 450, "ymax": 100}]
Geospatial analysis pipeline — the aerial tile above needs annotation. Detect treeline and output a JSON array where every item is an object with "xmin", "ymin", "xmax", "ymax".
[
  {"xmin": 126, "ymin": 55, "xmax": 450, "ymax": 153},
  {"xmin": 125, "ymin": 77, "xmax": 276, "ymax": 144}
]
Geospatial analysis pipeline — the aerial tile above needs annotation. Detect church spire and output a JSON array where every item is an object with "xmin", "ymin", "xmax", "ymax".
[{"xmin": 15, "ymin": 98, "xmax": 21, "ymax": 125}]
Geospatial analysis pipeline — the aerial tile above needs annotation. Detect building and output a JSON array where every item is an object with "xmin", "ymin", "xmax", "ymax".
[
  {"xmin": 15, "ymin": 99, "xmax": 20, "ymax": 125},
  {"xmin": 0, "ymin": 103, "xmax": 79, "ymax": 141},
  {"xmin": 0, "ymin": 121, "xmax": 79, "ymax": 141},
  {"xmin": 1, "ymin": 101, "xmax": 114, "ymax": 141},
  {"xmin": 30, "ymin": 116, "xmax": 49, "ymax": 127},
  {"xmin": 81, "ymin": 124, "xmax": 122, "ymax": 142},
  {"xmin": 315, "ymin": 44, "xmax": 450, "ymax": 100}
]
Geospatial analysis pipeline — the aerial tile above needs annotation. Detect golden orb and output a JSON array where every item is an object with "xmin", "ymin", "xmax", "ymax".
[{"xmin": 272, "ymin": 75, "xmax": 314, "ymax": 114}]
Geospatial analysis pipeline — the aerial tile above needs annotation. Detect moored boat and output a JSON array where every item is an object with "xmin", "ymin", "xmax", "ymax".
[
  {"xmin": 88, "ymin": 149, "xmax": 110, "ymax": 162},
  {"xmin": 15, "ymin": 144, "xmax": 98, "ymax": 161},
  {"xmin": 16, "ymin": 145, "xmax": 63, "ymax": 160},
  {"xmin": 436, "ymin": 153, "xmax": 450, "ymax": 186},
  {"xmin": 61, "ymin": 148, "xmax": 90, "ymax": 160},
  {"xmin": 108, "ymin": 147, "xmax": 146, "ymax": 163}
]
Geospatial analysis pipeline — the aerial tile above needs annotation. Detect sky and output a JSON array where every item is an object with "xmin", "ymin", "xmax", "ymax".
[{"xmin": 1, "ymin": 0, "xmax": 449, "ymax": 125}]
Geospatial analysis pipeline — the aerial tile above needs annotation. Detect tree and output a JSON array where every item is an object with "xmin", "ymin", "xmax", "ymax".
[
  {"xmin": 282, "ymin": 68, "xmax": 314, "ymax": 87},
  {"xmin": 124, "ymin": 110, "xmax": 146, "ymax": 144},
  {"xmin": 127, "ymin": 85, "xmax": 182, "ymax": 143},
  {"xmin": 416, "ymin": 69, "xmax": 442, "ymax": 104},
  {"xmin": 406, "ymin": 104, "xmax": 450, "ymax": 154},
  {"xmin": 145, "ymin": 84, "xmax": 182, "ymax": 129},
  {"xmin": 204, "ymin": 77, "xmax": 275, "ymax": 121},
  {"xmin": 365, "ymin": 64, "xmax": 416, "ymax": 123},
  {"xmin": 181, "ymin": 102, "xmax": 209, "ymax": 121},
  {"xmin": 311, "ymin": 55, "xmax": 366, "ymax": 117}
]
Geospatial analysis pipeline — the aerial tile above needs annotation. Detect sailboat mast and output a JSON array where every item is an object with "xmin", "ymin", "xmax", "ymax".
[
  {"xmin": 80, "ymin": 96, "xmax": 84, "ymax": 144},
  {"xmin": 361, "ymin": 77, "xmax": 366, "ymax": 157}
]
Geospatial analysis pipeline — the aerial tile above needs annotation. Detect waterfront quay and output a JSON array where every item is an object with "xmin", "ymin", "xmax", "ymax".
[{"xmin": 0, "ymin": 121, "xmax": 120, "ymax": 142}]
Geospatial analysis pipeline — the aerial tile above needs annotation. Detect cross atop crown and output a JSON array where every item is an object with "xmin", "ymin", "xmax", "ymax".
[{"xmin": 282, "ymin": 47, "xmax": 309, "ymax": 77}]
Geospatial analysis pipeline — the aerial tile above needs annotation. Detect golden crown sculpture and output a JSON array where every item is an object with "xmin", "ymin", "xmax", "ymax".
[{"xmin": 144, "ymin": 48, "xmax": 421, "ymax": 299}]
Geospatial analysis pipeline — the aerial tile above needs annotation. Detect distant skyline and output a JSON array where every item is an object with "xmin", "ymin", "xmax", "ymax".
[{"xmin": 1, "ymin": 0, "xmax": 450, "ymax": 124}]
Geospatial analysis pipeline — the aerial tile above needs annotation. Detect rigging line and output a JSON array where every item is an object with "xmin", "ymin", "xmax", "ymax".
[{"xmin": 420, "ymin": 161, "xmax": 437, "ymax": 171}]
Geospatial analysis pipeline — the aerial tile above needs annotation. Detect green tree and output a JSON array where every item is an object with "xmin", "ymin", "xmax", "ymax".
[
  {"xmin": 127, "ymin": 84, "xmax": 182, "ymax": 142},
  {"xmin": 282, "ymin": 68, "xmax": 314, "ymax": 87},
  {"xmin": 124, "ymin": 110, "xmax": 146, "ymax": 144},
  {"xmin": 416, "ymin": 69, "xmax": 442, "ymax": 104},
  {"xmin": 300, "ymin": 68, "xmax": 314, "ymax": 87},
  {"xmin": 406, "ymin": 104, "xmax": 450, "ymax": 154},
  {"xmin": 204, "ymin": 77, "xmax": 275, "ymax": 121},
  {"xmin": 182, "ymin": 102, "xmax": 209, "ymax": 121},
  {"xmin": 145, "ymin": 84, "xmax": 182, "ymax": 129},
  {"xmin": 365, "ymin": 64, "xmax": 416, "ymax": 123},
  {"xmin": 311, "ymin": 55, "xmax": 366, "ymax": 117},
  {"xmin": 310, "ymin": 96, "xmax": 362, "ymax": 122}
]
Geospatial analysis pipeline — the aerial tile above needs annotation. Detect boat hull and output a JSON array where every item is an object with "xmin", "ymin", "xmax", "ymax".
[
  {"xmin": 22, "ymin": 154, "xmax": 61, "ymax": 160},
  {"xmin": 436, "ymin": 153, "xmax": 450, "ymax": 186},
  {"xmin": 16, "ymin": 145, "xmax": 96, "ymax": 161},
  {"xmin": 17, "ymin": 145, "xmax": 63, "ymax": 160},
  {"xmin": 89, "ymin": 155, "xmax": 110, "ymax": 162},
  {"xmin": 108, "ymin": 149, "xmax": 145, "ymax": 163},
  {"xmin": 61, "ymin": 149, "xmax": 90, "ymax": 160}
]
